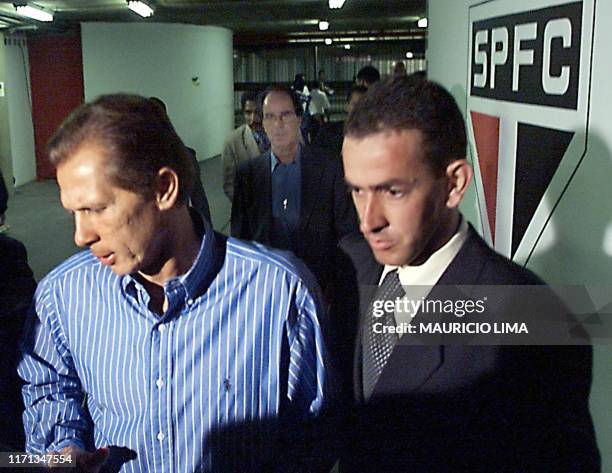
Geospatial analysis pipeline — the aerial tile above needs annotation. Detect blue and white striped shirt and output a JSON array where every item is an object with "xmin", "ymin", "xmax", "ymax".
[{"xmin": 18, "ymin": 220, "xmax": 328, "ymax": 472}]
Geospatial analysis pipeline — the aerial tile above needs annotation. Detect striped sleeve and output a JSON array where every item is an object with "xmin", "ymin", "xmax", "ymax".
[
  {"xmin": 286, "ymin": 277, "xmax": 328, "ymax": 416},
  {"xmin": 18, "ymin": 279, "xmax": 91, "ymax": 452}
]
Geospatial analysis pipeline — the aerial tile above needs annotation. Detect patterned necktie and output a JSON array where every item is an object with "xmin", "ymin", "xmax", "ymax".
[
  {"xmin": 253, "ymin": 129, "xmax": 270, "ymax": 153},
  {"xmin": 362, "ymin": 270, "xmax": 404, "ymax": 400}
]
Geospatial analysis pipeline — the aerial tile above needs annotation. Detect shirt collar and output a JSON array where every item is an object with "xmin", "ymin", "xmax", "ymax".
[
  {"xmin": 270, "ymin": 144, "xmax": 302, "ymax": 173},
  {"xmin": 120, "ymin": 212, "xmax": 221, "ymax": 303}
]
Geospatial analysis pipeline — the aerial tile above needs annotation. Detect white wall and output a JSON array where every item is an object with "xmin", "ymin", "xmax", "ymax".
[
  {"xmin": 0, "ymin": 35, "xmax": 13, "ymax": 188},
  {"xmin": 81, "ymin": 23, "xmax": 233, "ymax": 161},
  {"xmin": 428, "ymin": 0, "xmax": 612, "ymax": 468},
  {"xmin": 2, "ymin": 35, "xmax": 37, "ymax": 186}
]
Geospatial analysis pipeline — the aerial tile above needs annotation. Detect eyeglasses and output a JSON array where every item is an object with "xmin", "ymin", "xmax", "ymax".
[{"xmin": 263, "ymin": 110, "xmax": 296, "ymax": 123}]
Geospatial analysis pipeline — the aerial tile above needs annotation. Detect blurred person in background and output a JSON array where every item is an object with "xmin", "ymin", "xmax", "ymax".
[
  {"xmin": 311, "ymin": 84, "xmax": 368, "ymax": 159},
  {"xmin": 221, "ymin": 90, "xmax": 269, "ymax": 201},
  {"xmin": 0, "ymin": 169, "xmax": 8, "ymax": 233},
  {"xmin": 0, "ymin": 232, "xmax": 36, "ymax": 450},
  {"xmin": 355, "ymin": 65, "xmax": 381, "ymax": 88}
]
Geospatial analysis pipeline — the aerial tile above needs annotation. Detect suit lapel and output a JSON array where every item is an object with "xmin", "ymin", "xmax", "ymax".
[
  {"xmin": 343, "ymin": 236, "xmax": 444, "ymax": 397},
  {"xmin": 371, "ymin": 226, "xmax": 491, "ymax": 397},
  {"xmin": 298, "ymin": 148, "xmax": 324, "ymax": 234},
  {"xmin": 345, "ymin": 229, "xmax": 492, "ymax": 400},
  {"xmin": 435, "ymin": 224, "xmax": 488, "ymax": 286},
  {"xmin": 253, "ymin": 153, "xmax": 272, "ymax": 240},
  {"xmin": 243, "ymin": 125, "xmax": 260, "ymax": 157},
  {"xmin": 341, "ymin": 235, "xmax": 384, "ymax": 402}
]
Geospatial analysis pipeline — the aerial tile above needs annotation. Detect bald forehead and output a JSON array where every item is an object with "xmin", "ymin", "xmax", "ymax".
[{"xmin": 264, "ymin": 90, "xmax": 293, "ymax": 107}]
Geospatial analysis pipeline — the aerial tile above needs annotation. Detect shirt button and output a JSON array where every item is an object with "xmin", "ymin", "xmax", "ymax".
[
  {"xmin": 187, "ymin": 298, "xmax": 194, "ymax": 306},
  {"xmin": 158, "ymin": 324, "xmax": 166, "ymax": 332},
  {"xmin": 156, "ymin": 378, "xmax": 164, "ymax": 388},
  {"xmin": 157, "ymin": 432, "xmax": 165, "ymax": 441}
]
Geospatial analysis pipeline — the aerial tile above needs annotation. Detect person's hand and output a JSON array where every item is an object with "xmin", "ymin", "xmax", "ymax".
[{"xmin": 47, "ymin": 445, "xmax": 109, "ymax": 472}]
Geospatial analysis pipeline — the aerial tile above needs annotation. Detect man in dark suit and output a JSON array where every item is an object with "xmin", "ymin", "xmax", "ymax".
[
  {"xmin": 0, "ymin": 169, "xmax": 8, "ymax": 232},
  {"xmin": 335, "ymin": 75, "xmax": 599, "ymax": 471},
  {"xmin": 231, "ymin": 85, "xmax": 357, "ymax": 301},
  {"xmin": 0, "ymin": 234, "xmax": 36, "ymax": 449}
]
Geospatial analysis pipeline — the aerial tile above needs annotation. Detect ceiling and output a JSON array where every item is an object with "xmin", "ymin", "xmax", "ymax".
[{"xmin": 0, "ymin": 0, "xmax": 427, "ymax": 46}]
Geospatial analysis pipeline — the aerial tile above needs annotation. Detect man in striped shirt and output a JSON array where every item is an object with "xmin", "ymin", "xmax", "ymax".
[{"xmin": 18, "ymin": 94, "xmax": 329, "ymax": 472}]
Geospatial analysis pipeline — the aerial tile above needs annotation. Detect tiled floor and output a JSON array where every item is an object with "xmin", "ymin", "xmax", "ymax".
[{"xmin": 3, "ymin": 155, "xmax": 230, "ymax": 281}]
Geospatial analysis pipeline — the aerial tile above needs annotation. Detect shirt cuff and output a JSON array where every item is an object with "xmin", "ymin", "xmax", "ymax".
[{"xmin": 49, "ymin": 438, "xmax": 86, "ymax": 452}]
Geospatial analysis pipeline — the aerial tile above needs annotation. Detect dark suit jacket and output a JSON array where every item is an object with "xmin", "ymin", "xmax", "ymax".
[
  {"xmin": 0, "ymin": 235, "xmax": 36, "ymax": 450},
  {"xmin": 230, "ymin": 146, "xmax": 357, "ymax": 296},
  {"xmin": 332, "ymin": 225, "xmax": 600, "ymax": 472},
  {"xmin": 0, "ymin": 170, "xmax": 8, "ymax": 215},
  {"xmin": 311, "ymin": 121, "xmax": 344, "ymax": 160},
  {"xmin": 186, "ymin": 147, "xmax": 212, "ymax": 225}
]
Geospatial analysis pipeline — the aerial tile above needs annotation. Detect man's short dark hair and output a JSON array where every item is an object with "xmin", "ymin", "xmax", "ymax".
[
  {"xmin": 345, "ymin": 75, "xmax": 467, "ymax": 176},
  {"xmin": 240, "ymin": 90, "xmax": 259, "ymax": 110},
  {"xmin": 47, "ymin": 93, "xmax": 194, "ymax": 204},
  {"xmin": 356, "ymin": 65, "xmax": 380, "ymax": 86},
  {"xmin": 259, "ymin": 84, "xmax": 303, "ymax": 117}
]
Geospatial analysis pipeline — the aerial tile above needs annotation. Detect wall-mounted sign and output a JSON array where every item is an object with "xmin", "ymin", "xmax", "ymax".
[{"xmin": 467, "ymin": 0, "xmax": 595, "ymax": 263}]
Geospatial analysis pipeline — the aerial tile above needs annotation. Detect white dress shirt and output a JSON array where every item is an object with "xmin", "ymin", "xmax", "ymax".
[{"xmin": 379, "ymin": 218, "xmax": 469, "ymax": 328}]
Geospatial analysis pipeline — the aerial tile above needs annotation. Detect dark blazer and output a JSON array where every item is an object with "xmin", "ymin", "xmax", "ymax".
[
  {"xmin": 230, "ymin": 146, "xmax": 357, "ymax": 295},
  {"xmin": 0, "ymin": 170, "xmax": 8, "ymax": 215},
  {"xmin": 311, "ymin": 121, "xmax": 344, "ymax": 160},
  {"xmin": 333, "ymin": 224, "xmax": 600, "ymax": 472},
  {"xmin": 186, "ymin": 147, "xmax": 212, "ymax": 225},
  {"xmin": 0, "ymin": 235, "xmax": 36, "ymax": 450}
]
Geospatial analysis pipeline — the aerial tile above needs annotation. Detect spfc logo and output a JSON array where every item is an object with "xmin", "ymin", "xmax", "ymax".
[{"xmin": 467, "ymin": 0, "xmax": 595, "ymax": 263}]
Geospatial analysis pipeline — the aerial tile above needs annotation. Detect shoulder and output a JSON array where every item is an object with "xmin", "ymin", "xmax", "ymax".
[
  {"xmin": 39, "ymin": 250, "xmax": 115, "ymax": 293},
  {"xmin": 0, "ymin": 235, "xmax": 35, "ymax": 296},
  {"xmin": 237, "ymin": 152, "xmax": 268, "ymax": 174},
  {"xmin": 229, "ymin": 124, "xmax": 248, "ymax": 142},
  {"xmin": 226, "ymin": 237, "xmax": 320, "ymax": 292},
  {"xmin": 338, "ymin": 232, "xmax": 380, "ymax": 277},
  {"xmin": 339, "ymin": 232, "xmax": 368, "ymax": 254},
  {"xmin": 0, "ymin": 234, "xmax": 28, "ymax": 261},
  {"xmin": 461, "ymin": 226, "xmax": 544, "ymax": 285},
  {"xmin": 303, "ymin": 145, "xmax": 339, "ymax": 169},
  {"xmin": 223, "ymin": 125, "xmax": 246, "ymax": 149}
]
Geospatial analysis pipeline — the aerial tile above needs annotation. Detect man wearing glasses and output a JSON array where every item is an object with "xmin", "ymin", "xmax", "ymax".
[
  {"xmin": 231, "ymin": 85, "xmax": 356, "ymax": 295},
  {"xmin": 231, "ymin": 85, "xmax": 357, "ymax": 381}
]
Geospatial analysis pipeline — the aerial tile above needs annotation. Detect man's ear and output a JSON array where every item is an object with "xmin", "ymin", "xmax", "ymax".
[
  {"xmin": 445, "ymin": 159, "xmax": 473, "ymax": 209},
  {"xmin": 155, "ymin": 167, "xmax": 180, "ymax": 210}
]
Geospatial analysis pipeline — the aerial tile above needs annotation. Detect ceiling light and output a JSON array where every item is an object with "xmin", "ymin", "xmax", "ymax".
[
  {"xmin": 319, "ymin": 21, "xmax": 329, "ymax": 31},
  {"xmin": 127, "ymin": 1, "xmax": 154, "ymax": 18},
  {"xmin": 405, "ymin": 51, "xmax": 414, "ymax": 59},
  {"xmin": 417, "ymin": 17, "xmax": 428, "ymax": 28},
  {"xmin": 329, "ymin": 0, "xmax": 346, "ymax": 8},
  {"xmin": 325, "ymin": 38, "xmax": 332, "ymax": 45},
  {"xmin": 344, "ymin": 44, "xmax": 351, "ymax": 50},
  {"xmin": 14, "ymin": 4, "xmax": 53, "ymax": 22}
]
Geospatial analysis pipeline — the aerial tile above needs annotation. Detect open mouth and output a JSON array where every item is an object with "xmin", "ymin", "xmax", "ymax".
[
  {"xmin": 369, "ymin": 239, "xmax": 393, "ymax": 251},
  {"xmin": 97, "ymin": 253, "xmax": 115, "ymax": 266}
]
